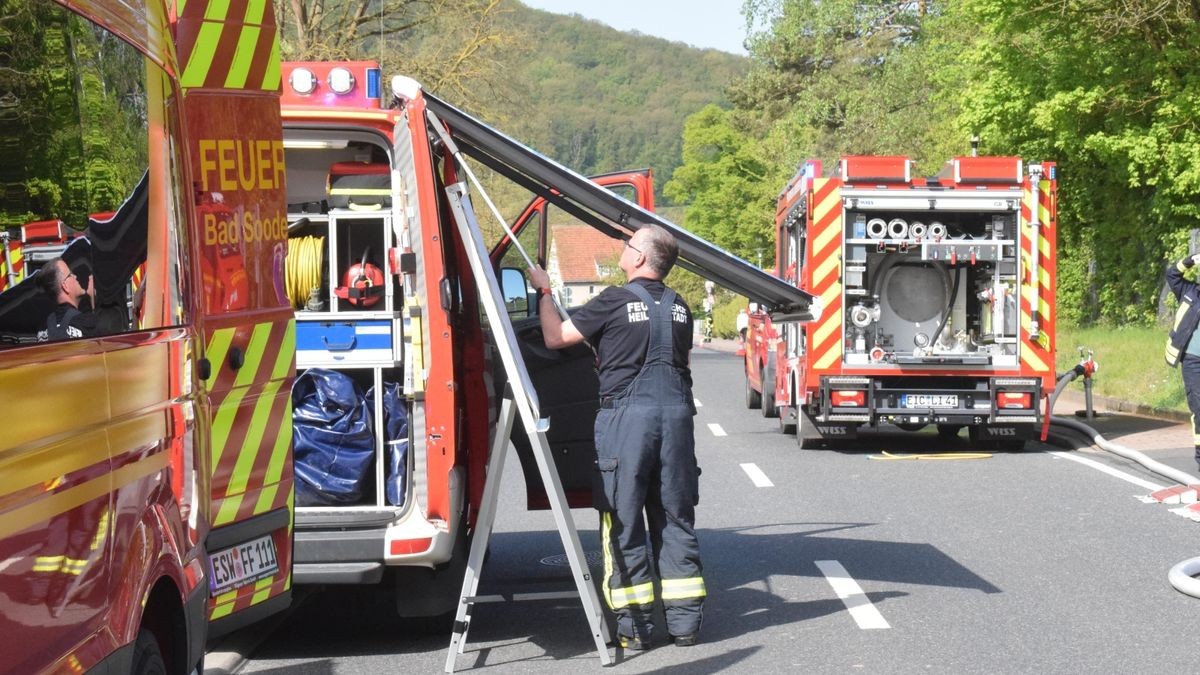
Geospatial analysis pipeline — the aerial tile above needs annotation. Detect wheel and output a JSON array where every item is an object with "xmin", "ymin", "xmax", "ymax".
[
  {"xmin": 761, "ymin": 371, "xmax": 777, "ymax": 418},
  {"xmin": 936, "ymin": 424, "xmax": 963, "ymax": 440},
  {"xmin": 131, "ymin": 629, "xmax": 166, "ymax": 675},
  {"xmin": 745, "ymin": 371, "xmax": 761, "ymax": 409}
]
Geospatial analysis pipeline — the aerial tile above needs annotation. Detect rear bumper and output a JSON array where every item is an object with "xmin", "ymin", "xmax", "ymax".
[
  {"xmin": 807, "ymin": 374, "xmax": 1042, "ymax": 434},
  {"xmin": 293, "ymin": 506, "xmax": 457, "ymax": 585}
]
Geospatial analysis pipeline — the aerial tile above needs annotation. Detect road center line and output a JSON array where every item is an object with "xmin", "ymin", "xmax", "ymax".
[
  {"xmin": 739, "ymin": 463, "xmax": 774, "ymax": 488},
  {"xmin": 1046, "ymin": 451, "xmax": 1165, "ymax": 492},
  {"xmin": 708, "ymin": 423, "xmax": 727, "ymax": 437},
  {"xmin": 815, "ymin": 560, "xmax": 891, "ymax": 630}
]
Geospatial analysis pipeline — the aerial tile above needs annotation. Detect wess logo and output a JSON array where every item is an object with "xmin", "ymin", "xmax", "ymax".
[
  {"xmin": 986, "ymin": 427, "xmax": 1017, "ymax": 437},
  {"xmin": 817, "ymin": 426, "xmax": 848, "ymax": 436}
]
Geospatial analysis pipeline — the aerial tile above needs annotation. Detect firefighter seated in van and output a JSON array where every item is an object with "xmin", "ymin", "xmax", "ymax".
[{"xmin": 36, "ymin": 257, "xmax": 99, "ymax": 340}]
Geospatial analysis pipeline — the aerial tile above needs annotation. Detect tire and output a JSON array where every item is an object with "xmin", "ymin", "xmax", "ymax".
[
  {"xmin": 936, "ymin": 424, "xmax": 962, "ymax": 440},
  {"xmin": 131, "ymin": 629, "xmax": 167, "ymax": 675},
  {"xmin": 745, "ymin": 371, "xmax": 761, "ymax": 409},
  {"xmin": 761, "ymin": 371, "xmax": 777, "ymax": 418}
]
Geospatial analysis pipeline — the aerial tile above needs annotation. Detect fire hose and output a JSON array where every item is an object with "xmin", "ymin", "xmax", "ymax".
[
  {"xmin": 1046, "ymin": 363, "xmax": 1200, "ymax": 599},
  {"xmin": 286, "ymin": 235, "xmax": 324, "ymax": 309}
]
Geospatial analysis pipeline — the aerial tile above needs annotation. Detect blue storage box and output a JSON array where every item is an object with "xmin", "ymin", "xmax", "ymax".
[{"xmin": 297, "ymin": 319, "xmax": 395, "ymax": 366}]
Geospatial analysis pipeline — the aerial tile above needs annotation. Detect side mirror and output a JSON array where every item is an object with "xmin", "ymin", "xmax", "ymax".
[{"xmin": 500, "ymin": 267, "xmax": 531, "ymax": 318}]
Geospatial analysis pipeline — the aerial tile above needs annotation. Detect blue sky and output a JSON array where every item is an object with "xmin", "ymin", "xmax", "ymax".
[{"xmin": 520, "ymin": 0, "xmax": 750, "ymax": 56}]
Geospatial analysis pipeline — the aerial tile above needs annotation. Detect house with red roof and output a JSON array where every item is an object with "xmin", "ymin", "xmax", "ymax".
[{"xmin": 547, "ymin": 225, "xmax": 624, "ymax": 306}]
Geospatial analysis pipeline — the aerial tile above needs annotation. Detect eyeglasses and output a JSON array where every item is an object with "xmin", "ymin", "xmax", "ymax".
[{"xmin": 624, "ymin": 240, "xmax": 642, "ymax": 254}]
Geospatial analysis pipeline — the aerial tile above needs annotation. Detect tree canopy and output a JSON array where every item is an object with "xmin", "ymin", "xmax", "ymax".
[{"xmin": 666, "ymin": 0, "xmax": 1200, "ymax": 326}]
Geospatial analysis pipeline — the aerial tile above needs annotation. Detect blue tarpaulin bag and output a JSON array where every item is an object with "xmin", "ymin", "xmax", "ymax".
[
  {"xmin": 292, "ymin": 369, "xmax": 375, "ymax": 506},
  {"xmin": 368, "ymin": 381, "xmax": 409, "ymax": 506}
]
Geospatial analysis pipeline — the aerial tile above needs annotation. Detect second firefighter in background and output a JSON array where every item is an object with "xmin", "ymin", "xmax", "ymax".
[
  {"xmin": 529, "ymin": 223, "xmax": 705, "ymax": 650},
  {"xmin": 1164, "ymin": 253, "xmax": 1200, "ymax": 473}
]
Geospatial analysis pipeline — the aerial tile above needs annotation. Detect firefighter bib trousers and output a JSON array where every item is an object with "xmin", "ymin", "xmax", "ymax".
[{"xmin": 595, "ymin": 284, "xmax": 705, "ymax": 643}]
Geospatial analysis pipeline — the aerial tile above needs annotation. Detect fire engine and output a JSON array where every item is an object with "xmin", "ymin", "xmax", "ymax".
[
  {"xmin": 0, "ymin": 0, "xmax": 293, "ymax": 672},
  {"xmin": 745, "ymin": 155, "xmax": 1057, "ymax": 450},
  {"xmin": 276, "ymin": 61, "xmax": 816, "ymax": 616}
]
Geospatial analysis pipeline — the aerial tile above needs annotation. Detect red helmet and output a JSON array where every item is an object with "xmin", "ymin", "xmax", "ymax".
[{"xmin": 335, "ymin": 250, "xmax": 384, "ymax": 307}]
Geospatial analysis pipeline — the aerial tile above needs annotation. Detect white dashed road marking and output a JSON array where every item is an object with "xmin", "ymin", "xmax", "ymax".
[
  {"xmin": 708, "ymin": 423, "xmax": 727, "ymax": 437},
  {"xmin": 816, "ymin": 560, "xmax": 891, "ymax": 630},
  {"xmin": 739, "ymin": 463, "xmax": 774, "ymax": 488},
  {"xmin": 1047, "ymin": 451, "xmax": 1165, "ymax": 492},
  {"xmin": 694, "ymin": 398, "xmax": 703, "ymax": 408}
]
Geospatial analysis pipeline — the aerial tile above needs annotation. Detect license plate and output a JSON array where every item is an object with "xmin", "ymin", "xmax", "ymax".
[
  {"xmin": 208, "ymin": 534, "xmax": 279, "ymax": 595},
  {"xmin": 901, "ymin": 394, "xmax": 958, "ymax": 409}
]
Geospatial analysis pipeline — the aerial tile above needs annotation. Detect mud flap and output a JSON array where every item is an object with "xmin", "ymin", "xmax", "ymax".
[
  {"xmin": 969, "ymin": 424, "xmax": 1033, "ymax": 450},
  {"xmin": 797, "ymin": 407, "xmax": 857, "ymax": 448}
]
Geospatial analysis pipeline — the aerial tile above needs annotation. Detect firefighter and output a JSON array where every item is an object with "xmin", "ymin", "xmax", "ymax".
[
  {"xmin": 529, "ymin": 223, "xmax": 705, "ymax": 650},
  {"xmin": 1165, "ymin": 253, "xmax": 1200, "ymax": 472},
  {"xmin": 36, "ymin": 257, "xmax": 98, "ymax": 340}
]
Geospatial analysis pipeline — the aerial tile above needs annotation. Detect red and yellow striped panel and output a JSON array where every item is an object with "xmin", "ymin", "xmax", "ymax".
[
  {"xmin": 175, "ymin": 0, "xmax": 281, "ymax": 92},
  {"xmin": 807, "ymin": 178, "xmax": 844, "ymax": 372},
  {"xmin": 0, "ymin": 240, "xmax": 23, "ymax": 292},
  {"xmin": 1018, "ymin": 178, "xmax": 1055, "ymax": 377},
  {"xmin": 203, "ymin": 317, "xmax": 294, "ymax": 620}
]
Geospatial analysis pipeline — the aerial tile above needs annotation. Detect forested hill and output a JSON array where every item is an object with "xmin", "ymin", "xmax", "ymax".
[{"xmin": 499, "ymin": 4, "xmax": 748, "ymax": 204}]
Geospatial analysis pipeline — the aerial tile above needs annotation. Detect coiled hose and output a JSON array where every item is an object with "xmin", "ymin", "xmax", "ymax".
[
  {"xmin": 1047, "ymin": 368, "xmax": 1200, "ymax": 598},
  {"xmin": 287, "ymin": 235, "xmax": 324, "ymax": 309}
]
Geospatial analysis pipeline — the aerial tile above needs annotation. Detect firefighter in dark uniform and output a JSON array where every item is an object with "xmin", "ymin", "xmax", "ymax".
[
  {"xmin": 530, "ymin": 223, "xmax": 704, "ymax": 650},
  {"xmin": 1165, "ymin": 253, "xmax": 1200, "ymax": 472},
  {"xmin": 36, "ymin": 257, "xmax": 98, "ymax": 340}
]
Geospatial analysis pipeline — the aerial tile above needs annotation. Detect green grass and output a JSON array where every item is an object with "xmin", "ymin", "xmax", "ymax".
[{"xmin": 1055, "ymin": 324, "xmax": 1186, "ymax": 412}]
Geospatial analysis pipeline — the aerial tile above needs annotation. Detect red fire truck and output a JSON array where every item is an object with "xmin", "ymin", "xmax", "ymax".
[
  {"xmin": 0, "ymin": 0, "xmax": 294, "ymax": 672},
  {"xmin": 745, "ymin": 155, "xmax": 1057, "ymax": 450},
  {"xmin": 275, "ymin": 61, "xmax": 817, "ymax": 616}
]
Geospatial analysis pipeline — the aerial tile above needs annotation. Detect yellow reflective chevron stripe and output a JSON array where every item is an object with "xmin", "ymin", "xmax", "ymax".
[
  {"xmin": 662, "ymin": 577, "xmax": 707, "ymax": 601},
  {"xmin": 180, "ymin": 0, "xmax": 281, "ymax": 92}
]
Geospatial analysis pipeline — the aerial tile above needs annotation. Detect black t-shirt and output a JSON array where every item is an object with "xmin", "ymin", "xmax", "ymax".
[
  {"xmin": 43, "ymin": 302, "xmax": 99, "ymax": 340},
  {"xmin": 570, "ymin": 278, "xmax": 694, "ymax": 398}
]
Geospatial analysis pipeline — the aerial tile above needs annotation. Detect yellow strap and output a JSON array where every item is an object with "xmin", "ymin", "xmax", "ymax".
[{"xmin": 869, "ymin": 450, "xmax": 992, "ymax": 461}]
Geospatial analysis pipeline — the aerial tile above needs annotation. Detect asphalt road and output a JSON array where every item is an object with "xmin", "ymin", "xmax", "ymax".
[{"xmin": 232, "ymin": 350, "xmax": 1200, "ymax": 673}]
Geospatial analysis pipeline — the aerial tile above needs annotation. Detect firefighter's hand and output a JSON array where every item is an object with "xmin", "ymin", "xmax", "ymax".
[
  {"xmin": 528, "ymin": 265, "xmax": 551, "ymax": 292},
  {"xmin": 1186, "ymin": 254, "xmax": 1200, "ymax": 268}
]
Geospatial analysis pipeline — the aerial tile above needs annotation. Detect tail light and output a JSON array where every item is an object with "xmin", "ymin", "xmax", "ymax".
[
  {"xmin": 998, "ymin": 391, "xmax": 1032, "ymax": 409},
  {"xmin": 832, "ymin": 390, "xmax": 866, "ymax": 407}
]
